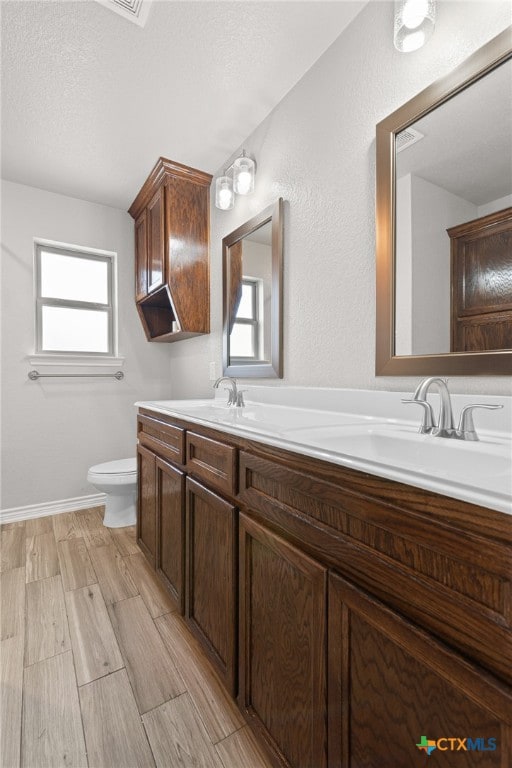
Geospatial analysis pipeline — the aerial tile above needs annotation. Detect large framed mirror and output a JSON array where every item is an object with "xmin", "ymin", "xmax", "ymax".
[
  {"xmin": 222, "ymin": 198, "xmax": 283, "ymax": 377},
  {"xmin": 376, "ymin": 27, "xmax": 512, "ymax": 376}
]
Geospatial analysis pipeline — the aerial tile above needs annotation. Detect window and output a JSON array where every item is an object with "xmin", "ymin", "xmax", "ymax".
[
  {"xmin": 230, "ymin": 278, "xmax": 262, "ymax": 360},
  {"xmin": 35, "ymin": 242, "xmax": 116, "ymax": 356}
]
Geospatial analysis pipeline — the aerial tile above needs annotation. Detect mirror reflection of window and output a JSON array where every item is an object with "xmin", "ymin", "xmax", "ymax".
[
  {"xmin": 228, "ymin": 220, "xmax": 272, "ymax": 365},
  {"xmin": 230, "ymin": 279, "xmax": 262, "ymax": 359}
]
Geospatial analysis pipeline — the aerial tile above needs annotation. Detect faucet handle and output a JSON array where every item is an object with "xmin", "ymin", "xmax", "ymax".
[
  {"xmin": 235, "ymin": 390, "xmax": 248, "ymax": 408},
  {"xmin": 402, "ymin": 398, "xmax": 436, "ymax": 433},
  {"xmin": 457, "ymin": 404, "xmax": 503, "ymax": 441}
]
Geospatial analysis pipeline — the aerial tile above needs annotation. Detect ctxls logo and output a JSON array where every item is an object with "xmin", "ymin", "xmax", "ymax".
[
  {"xmin": 416, "ymin": 736, "xmax": 497, "ymax": 755},
  {"xmin": 416, "ymin": 736, "xmax": 437, "ymax": 755}
]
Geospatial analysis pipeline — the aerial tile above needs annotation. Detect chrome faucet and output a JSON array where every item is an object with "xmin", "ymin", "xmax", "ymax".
[
  {"xmin": 403, "ymin": 377, "xmax": 502, "ymax": 440},
  {"xmin": 213, "ymin": 376, "xmax": 246, "ymax": 407},
  {"xmin": 404, "ymin": 377, "xmax": 455, "ymax": 437}
]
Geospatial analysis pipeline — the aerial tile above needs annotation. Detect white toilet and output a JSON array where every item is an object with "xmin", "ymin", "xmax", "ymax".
[{"xmin": 87, "ymin": 458, "xmax": 137, "ymax": 528}]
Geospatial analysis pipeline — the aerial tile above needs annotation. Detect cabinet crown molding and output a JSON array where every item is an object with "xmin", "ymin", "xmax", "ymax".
[{"xmin": 128, "ymin": 156, "xmax": 213, "ymax": 220}]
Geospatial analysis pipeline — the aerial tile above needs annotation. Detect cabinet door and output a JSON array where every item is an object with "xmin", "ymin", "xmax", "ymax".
[
  {"xmin": 186, "ymin": 477, "xmax": 237, "ymax": 694},
  {"xmin": 239, "ymin": 513, "xmax": 327, "ymax": 768},
  {"xmin": 136, "ymin": 444, "xmax": 156, "ymax": 566},
  {"xmin": 165, "ymin": 176, "xmax": 210, "ymax": 334},
  {"xmin": 147, "ymin": 186, "xmax": 165, "ymax": 294},
  {"xmin": 156, "ymin": 457, "xmax": 185, "ymax": 614},
  {"xmin": 328, "ymin": 573, "xmax": 512, "ymax": 768},
  {"xmin": 450, "ymin": 209, "xmax": 512, "ymax": 352},
  {"xmin": 134, "ymin": 209, "xmax": 148, "ymax": 301}
]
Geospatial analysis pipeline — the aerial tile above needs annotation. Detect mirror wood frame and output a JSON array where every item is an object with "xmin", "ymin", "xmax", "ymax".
[
  {"xmin": 222, "ymin": 198, "xmax": 283, "ymax": 378},
  {"xmin": 376, "ymin": 27, "xmax": 512, "ymax": 376}
]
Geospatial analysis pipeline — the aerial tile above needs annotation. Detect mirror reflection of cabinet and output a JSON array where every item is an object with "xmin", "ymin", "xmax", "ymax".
[
  {"xmin": 449, "ymin": 207, "xmax": 512, "ymax": 353},
  {"xmin": 222, "ymin": 199, "xmax": 283, "ymax": 378},
  {"xmin": 376, "ymin": 27, "xmax": 512, "ymax": 375}
]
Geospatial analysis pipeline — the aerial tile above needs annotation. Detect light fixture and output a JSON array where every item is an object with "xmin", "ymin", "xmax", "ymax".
[
  {"xmin": 394, "ymin": 0, "xmax": 436, "ymax": 53},
  {"xmin": 215, "ymin": 150, "xmax": 256, "ymax": 210},
  {"xmin": 233, "ymin": 150, "xmax": 255, "ymax": 195},
  {"xmin": 215, "ymin": 172, "xmax": 234, "ymax": 211}
]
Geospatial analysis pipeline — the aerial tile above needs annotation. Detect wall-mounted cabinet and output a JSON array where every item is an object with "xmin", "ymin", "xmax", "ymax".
[{"xmin": 129, "ymin": 157, "xmax": 212, "ymax": 342}]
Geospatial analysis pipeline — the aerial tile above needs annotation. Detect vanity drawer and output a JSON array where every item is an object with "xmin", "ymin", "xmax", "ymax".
[
  {"xmin": 186, "ymin": 432, "xmax": 237, "ymax": 496},
  {"xmin": 137, "ymin": 415, "xmax": 185, "ymax": 465}
]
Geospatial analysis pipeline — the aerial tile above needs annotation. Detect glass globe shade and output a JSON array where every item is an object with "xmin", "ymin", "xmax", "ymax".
[{"xmin": 394, "ymin": 0, "xmax": 435, "ymax": 52}]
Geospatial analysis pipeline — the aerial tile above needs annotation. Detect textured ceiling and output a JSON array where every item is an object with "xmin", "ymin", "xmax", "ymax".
[
  {"xmin": 1, "ymin": 0, "xmax": 367, "ymax": 210},
  {"xmin": 396, "ymin": 58, "xmax": 512, "ymax": 205}
]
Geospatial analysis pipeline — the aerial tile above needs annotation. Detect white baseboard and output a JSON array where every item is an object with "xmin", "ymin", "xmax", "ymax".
[{"xmin": 0, "ymin": 493, "xmax": 107, "ymax": 525}]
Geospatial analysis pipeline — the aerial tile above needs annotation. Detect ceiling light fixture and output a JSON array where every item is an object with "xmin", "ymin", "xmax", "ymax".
[
  {"xmin": 394, "ymin": 0, "xmax": 436, "ymax": 53},
  {"xmin": 215, "ymin": 150, "xmax": 256, "ymax": 210}
]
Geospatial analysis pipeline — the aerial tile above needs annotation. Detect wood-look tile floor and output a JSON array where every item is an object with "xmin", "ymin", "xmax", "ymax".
[{"xmin": 0, "ymin": 507, "xmax": 273, "ymax": 768}]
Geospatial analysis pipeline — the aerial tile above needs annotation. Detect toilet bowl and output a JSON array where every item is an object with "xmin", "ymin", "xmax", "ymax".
[{"xmin": 87, "ymin": 458, "xmax": 137, "ymax": 528}]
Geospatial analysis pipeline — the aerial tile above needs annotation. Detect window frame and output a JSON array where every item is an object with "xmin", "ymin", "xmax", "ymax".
[
  {"xmin": 34, "ymin": 241, "xmax": 117, "ymax": 358},
  {"xmin": 230, "ymin": 277, "xmax": 263, "ymax": 362}
]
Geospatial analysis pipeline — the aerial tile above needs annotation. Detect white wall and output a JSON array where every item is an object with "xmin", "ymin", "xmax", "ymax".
[
  {"xmin": 167, "ymin": 0, "xmax": 512, "ymax": 399},
  {"xmin": 395, "ymin": 174, "xmax": 413, "ymax": 355},
  {"xmin": 478, "ymin": 193, "xmax": 512, "ymax": 217},
  {"xmin": 399, "ymin": 182, "xmax": 510, "ymax": 356},
  {"xmin": 410, "ymin": 175, "xmax": 476, "ymax": 355},
  {"xmin": 1, "ymin": 180, "xmax": 172, "ymax": 509}
]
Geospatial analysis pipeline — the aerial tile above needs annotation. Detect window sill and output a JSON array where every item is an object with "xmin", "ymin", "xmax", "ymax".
[{"xmin": 27, "ymin": 354, "xmax": 125, "ymax": 368}]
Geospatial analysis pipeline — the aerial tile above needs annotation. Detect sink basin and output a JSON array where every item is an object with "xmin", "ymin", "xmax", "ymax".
[
  {"xmin": 136, "ymin": 397, "xmax": 511, "ymax": 513},
  {"xmin": 282, "ymin": 424, "xmax": 511, "ymax": 496},
  {"xmin": 141, "ymin": 399, "xmax": 387, "ymax": 436}
]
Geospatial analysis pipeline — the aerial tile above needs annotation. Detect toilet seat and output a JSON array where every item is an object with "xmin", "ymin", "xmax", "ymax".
[{"xmin": 88, "ymin": 458, "xmax": 137, "ymax": 476}]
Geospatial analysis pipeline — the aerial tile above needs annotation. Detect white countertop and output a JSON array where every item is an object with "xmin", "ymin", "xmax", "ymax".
[{"xmin": 136, "ymin": 386, "xmax": 512, "ymax": 516}]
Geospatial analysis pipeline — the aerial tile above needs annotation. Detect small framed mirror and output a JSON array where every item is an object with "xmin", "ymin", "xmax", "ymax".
[
  {"xmin": 376, "ymin": 27, "xmax": 512, "ymax": 376},
  {"xmin": 222, "ymin": 198, "xmax": 283, "ymax": 378}
]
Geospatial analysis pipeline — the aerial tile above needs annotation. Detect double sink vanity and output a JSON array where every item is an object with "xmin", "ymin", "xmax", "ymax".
[
  {"xmin": 135, "ymin": 383, "xmax": 512, "ymax": 768},
  {"xmin": 128, "ymin": 27, "xmax": 512, "ymax": 767}
]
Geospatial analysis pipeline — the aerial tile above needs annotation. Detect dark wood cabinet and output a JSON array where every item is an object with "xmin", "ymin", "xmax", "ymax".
[
  {"xmin": 449, "ymin": 206, "xmax": 512, "ymax": 352},
  {"xmin": 185, "ymin": 477, "xmax": 238, "ymax": 694},
  {"xmin": 129, "ymin": 157, "xmax": 212, "ymax": 342},
  {"xmin": 146, "ymin": 186, "xmax": 165, "ymax": 295},
  {"xmin": 328, "ymin": 573, "xmax": 511, "ymax": 768},
  {"xmin": 137, "ymin": 413, "xmax": 185, "ymax": 466},
  {"xmin": 155, "ymin": 456, "xmax": 185, "ymax": 613},
  {"xmin": 136, "ymin": 407, "xmax": 512, "ymax": 768},
  {"xmin": 134, "ymin": 184, "xmax": 166, "ymax": 303},
  {"xmin": 186, "ymin": 431, "xmax": 237, "ymax": 496},
  {"xmin": 165, "ymin": 175, "xmax": 211, "ymax": 338},
  {"xmin": 137, "ymin": 417, "xmax": 186, "ymax": 603},
  {"xmin": 239, "ymin": 513, "xmax": 327, "ymax": 768},
  {"xmin": 134, "ymin": 209, "xmax": 148, "ymax": 302},
  {"xmin": 237, "ymin": 450, "xmax": 512, "ymax": 686},
  {"xmin": 136, "ymin": 414, "xmax": 239, "ymax": 693},
  {"xmin": 136, "ymin": 443, "xmax": 157, "ymax": 566}
]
